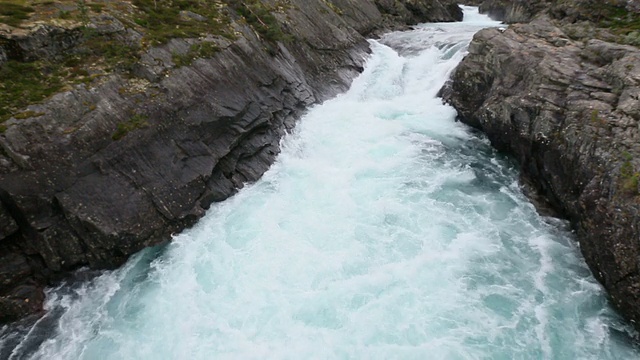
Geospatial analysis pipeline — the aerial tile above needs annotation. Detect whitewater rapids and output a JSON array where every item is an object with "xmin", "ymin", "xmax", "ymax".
[{"xmin": 1, "ymin": 6, "xmax": 638, "ymax": 359}]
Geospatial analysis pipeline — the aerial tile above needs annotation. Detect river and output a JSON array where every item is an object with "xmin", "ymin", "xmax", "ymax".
[{"xmin": 1, "ymin": 6, "xmax": 638, "ymax": 359}]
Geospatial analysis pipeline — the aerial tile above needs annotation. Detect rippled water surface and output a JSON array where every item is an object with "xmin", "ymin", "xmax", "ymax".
[{"xmin": 2, "ymin": 6, "xmax": 639, "ymax": 359}]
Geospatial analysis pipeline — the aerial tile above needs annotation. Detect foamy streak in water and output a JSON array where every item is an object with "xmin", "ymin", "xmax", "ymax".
[{"xmin": 3, "ymin": 6, "xmax": 639, "ymax": 359}]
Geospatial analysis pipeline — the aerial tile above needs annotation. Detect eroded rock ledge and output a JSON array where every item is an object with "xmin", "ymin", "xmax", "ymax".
[
  {"xmin": 0, "ymin": 0, "xmax": 462, "ymax": 323},
  {"xmin": 441, "ymin": 14, "xmax": 640, "ymax": 329}
]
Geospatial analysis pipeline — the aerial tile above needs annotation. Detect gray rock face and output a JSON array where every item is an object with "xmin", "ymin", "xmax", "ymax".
[
  {"xmin": 441, "ymin": 18, "xmax": 640, "ymax": 329},
  {"xmin": 374, "ymin": 0, "xmax": 463, "ymax": 26},
  {"xmin": 0, "ymin": 46, "xmax": 7, "ymax": 67},
  {"xmin": 470, "ymin": 0, "xmax": 640, "ymax": 25},
  {"xmin": 0, "ymin": 1, "xmax": 463, "ymax": 323},
  {"xmin": 0, "ymin": 24, "xmax": 84, "ymax": 62},
  {"xmin": 476, "ymin": 0, "xmax": 548, "ymax": 23}
]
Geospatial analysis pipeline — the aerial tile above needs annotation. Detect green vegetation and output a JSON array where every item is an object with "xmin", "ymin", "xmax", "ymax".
[
  {"xmin": 590, "ymin": 109, "xmax": 609, "ymax": 128},
  {"xmin": 620, "ymin": 151, "xmax": 639, "ymax": 195},
  {"xmin": 601, "ymin": 4, "xmax": 640, "ymax": 46},
  {"xmin": 76, "ymin": 0, "xmax": 89, "ymax": 24},
  {"xmin": 0, "ymin": 26, "xmax": 144, "ymax": 122},
  {"xmin": 132, "ymin": 0, "xmax": 231, "ymax": 45},
  {"xmin": 623, "ymin": 31, "xmax": 640, "ymax": 46},
  {"xmin": 323, "ymin": 0, "xmax": 343, "ymax": 15},
  {"xmin": 128, "ymin": 0, "xmax": 291, "ymax": 46},
  {"xmin": 597, "ymin": 4, "xmax": 640, "ymax": 32},
  {"xmin": 80, "ymin": 28, "xmax": 140, "ymax": 72},
  {"xmin": 172, "ymin": 41, "xmax": 219, "ymax": 67},
  {"xmin": 112, "ymin": 113, "xmax": 149, "ymax": 140},
  {"xmin": 591, "ymin": 2, "xmax": 640, "ymax": 44},
  {"xmin": 0, "ymin": 1, "xmax": 34, "ymax": 27},
  {"xmin": 0, "ymin": 0, "xmax": 292, "ymax": 123},
  {"xmin": 14, "ymin": 110, "xmax": 45, "ymax": 119},
  {"xmin": 88, "ymin": 3, "xmax": 104, "ymax": 13},
  {"xmin": 560, "ymin": 1, "xmax": 640, "ymax": 46},
  {"xmin": 193, "ymin": 41, "xmax": 220, "ymax": 57},
  {"xmin": 0, "ymin": 60, "xmax": 64, "ymax": 122},
  {"xmin": 228, "ymin": 0, "xmax": 289, "ymax": 43},
  {"xmin": 0, "ymin": 30, "xmax": 136, "ymax": 123},
  {"xmin": 58, "ymin": 9, "xmax": 71, "ymax": 19}
]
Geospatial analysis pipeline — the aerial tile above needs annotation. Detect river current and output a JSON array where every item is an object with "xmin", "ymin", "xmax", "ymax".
[{"xmin": 1, "ymin": 6, "xmax": 639, "ymax": 359}]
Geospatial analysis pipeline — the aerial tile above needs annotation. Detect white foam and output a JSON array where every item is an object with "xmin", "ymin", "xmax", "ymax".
[{"xmin": 3, "ymin": 6, "xmax": 638, "ymax": 360}]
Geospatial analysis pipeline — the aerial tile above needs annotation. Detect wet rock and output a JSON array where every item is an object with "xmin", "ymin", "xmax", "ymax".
[
  {"xmin": 442, "ymin": 17, "xmax": 640, "ymax": 330},
  {"xmin": 0, "ymin": 283, "xmax": 44, "ymax": 323},
  {"xmin": 0, "ymin": 0, "xmax": 464, "ymax": 323}
]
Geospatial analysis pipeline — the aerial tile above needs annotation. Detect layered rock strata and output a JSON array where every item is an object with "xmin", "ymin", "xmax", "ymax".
[
  {"xmin": 442, "ymin": 16, "xmax": 640, "ymax": 328},
  {"xmin": 0, "ymin": 1, "xmax": 462, "ymax": 322}
]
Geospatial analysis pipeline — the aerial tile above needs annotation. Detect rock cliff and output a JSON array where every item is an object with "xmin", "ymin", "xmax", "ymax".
[
  {"xmin": 0, "ymin": 1, "xmax": 462, "ymax": 323},
  {"xmin": 442, "ymin": 1, "xmax": 640, "ymax": 330}
]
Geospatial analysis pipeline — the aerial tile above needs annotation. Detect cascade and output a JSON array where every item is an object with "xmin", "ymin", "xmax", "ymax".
[{"xmin": 2, "ymin": 6, "xmax": 638, "ymax": 359}]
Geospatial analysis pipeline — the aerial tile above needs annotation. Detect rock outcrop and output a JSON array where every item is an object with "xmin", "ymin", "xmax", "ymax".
[
  {"xmin": 468, "ymin": 0, "xmax": 640, "ymax": 26},
  {"xmin": 465, "ymin": 0, "xmax": 549, "ymax": 23},
  {"xmin": 374, "ymin": 0, "xmax": 462, "ymax": 27},
  {"xmin": 0, "ymin": 0, "xmax": 462, "ymax": 323},
  {"xmin": 441, "ymin": 12, "xmax": 640, "ymax": 328}
]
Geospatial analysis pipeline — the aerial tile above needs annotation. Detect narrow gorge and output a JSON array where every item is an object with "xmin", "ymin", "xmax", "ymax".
[
  {"xmin": 0, "ymin": 0, "xmax": 462, "ymax": 323},
  {"xmin": 442, "ymin": 0, "xmax": 640, "ymax": 335},
  {"xmin": 1, "ymin": 0, "xmax": 640, "ymax": 358}
]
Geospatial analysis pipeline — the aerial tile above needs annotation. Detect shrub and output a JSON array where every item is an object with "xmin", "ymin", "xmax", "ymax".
[
  {"xmin": 112, "ymin": 113, "xmax": 149, "ymax": 140},
  {"xmin": 228, "ymin": 0, "xmax": 289, "ymax": 43},
  {"xmin": 0, "ymin": 2, "xmax": 34, "ymax": 27}
]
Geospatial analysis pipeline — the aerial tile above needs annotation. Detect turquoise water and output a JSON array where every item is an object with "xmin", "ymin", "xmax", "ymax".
[{"xmin": 2, "ymin": 7, "xmax": 639, "ymax": 359}]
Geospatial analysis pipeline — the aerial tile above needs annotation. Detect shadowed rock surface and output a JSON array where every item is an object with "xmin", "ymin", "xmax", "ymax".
[{"xmin": 0, "ymin": 0, "xmax": 462, "ymax": 323}]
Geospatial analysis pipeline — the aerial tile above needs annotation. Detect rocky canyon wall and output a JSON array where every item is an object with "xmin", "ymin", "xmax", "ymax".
[
  {"xmin": 442, "ymin": 0, "xmax": 640, "ymax": 330},
  {"xmin": 0, "ymin": 0, "xmax": 462, "ymax": 322}
]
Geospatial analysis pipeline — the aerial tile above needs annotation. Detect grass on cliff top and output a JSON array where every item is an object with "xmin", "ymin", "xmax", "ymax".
[
  {"xmin": 593, "ymin": 3, "xmax": 640, "ymax": 34},
  {"xmin": 0, "ymin": 1, "xmax": 35, "ymax": 27},
  {"xmin": 0, "ymin": 61, "xmax": 63, "ymax": 123},
  {"xmin": 597, "ymin": 4, "xmax": 640, "ymax": 46},
  {"xmin": 0, "ymin": 0, "xmax": 293, "ymax": 123},
  {"xmin": 131, "ymin": 0, "xmax": 292, "ymax": 45},
  {"xmin": 172, "ymin": 41, "xmax": 220, "ymax": 67},
  {"xmin": 227, "ymin": 0, "xmax": 289, "ymax": 43},
  {"xmin": 0, "ymin": 0, "xmax": 233, "ymax": 42},
  {"xmin": 620, "ymin": 152, "xmax": 640, "ymax": 195},
  {"xmin": 2, "ymin": 0, "xmax": 290, "ymax": 46},
  {"xmin": 0, "ymin": 25, "xmax": 143, "ymax": 123},
  {"xmin": 132, "ymin": 0, "xmax": 232, "ymax": 45},
  {"xmin": 561, "ymin": 2, "xmax": 640, "ymax": 46}
]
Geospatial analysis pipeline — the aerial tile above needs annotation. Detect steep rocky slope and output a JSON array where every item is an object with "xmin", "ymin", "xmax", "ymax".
[
  {"xmin": 442, "ymin": 1, "xmax": 640, "ymax": 330},
  {"xmin": 0, "ymin": 1, "xmax": 462, "ymax": 323}
]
